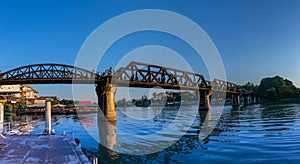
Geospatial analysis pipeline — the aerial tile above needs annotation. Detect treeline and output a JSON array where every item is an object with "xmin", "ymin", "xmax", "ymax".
[
  {"xmin": 242, "ymin": 76, "xmax": 300, "ymax": 100},
  {"xmin": 116, "ymin": 91, "xmax": 197, "ymax": 107},
  {"xmin": 52, "ymin": 99, "xmax": 75, "ymax": 106}
]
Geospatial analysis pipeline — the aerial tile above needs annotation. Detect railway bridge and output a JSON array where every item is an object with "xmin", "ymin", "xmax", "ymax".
[{"xmin": 0, "ymin": 61, "xmax": 259, "ymax": 121}]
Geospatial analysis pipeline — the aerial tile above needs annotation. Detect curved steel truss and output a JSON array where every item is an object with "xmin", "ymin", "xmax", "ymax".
[{"xmin": 0, "ymin": 63, "xmax": 102, "ymax": 85}]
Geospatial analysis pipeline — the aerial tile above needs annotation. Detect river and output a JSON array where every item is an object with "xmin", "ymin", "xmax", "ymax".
[{"xmin": 5, "ymin": 103, "xmax": 300, "ymax": 163}]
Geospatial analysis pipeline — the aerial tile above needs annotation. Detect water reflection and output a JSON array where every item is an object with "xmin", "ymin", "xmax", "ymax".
[
  {"xmin": 199, "ymin": 110, "xmax": 210, "ymax": 124},
  {"xmin": 5, "ymin": 103, "xmax": 300, "ymax": 163},
  {"xmin": 91, "ymin": 103, "xmax": 300, "ymax": 163},
  {"xmin": 5, "ymin": 114, "xmax": 44, "ymax": 123},
  {"xmin": 97, "ymin": 111, "xmax": 117, "ymax": 151}
]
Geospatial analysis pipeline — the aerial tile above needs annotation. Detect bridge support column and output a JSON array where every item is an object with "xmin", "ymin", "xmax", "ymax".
[
  {"xmin": 253, "ymin": 96, "xmax": 257, "ymax": 104},
  {"xmin": 96, "ymin": 83, "xmax": 117, "ymax": 121},
  {"xmin": 243, "ymin": 95, "xmax": 249, "ymax": 105},
  {"xmin": 250, "ymin": 96, "xmax": 256, "ymax": 104},
  {"xmin": 0, "ymin": 103, "xmax": 4, "ymax": 134},
  {"xmin": 257, "ymin": 96, "xmax": 260, "ymax": 103},
  {"xmin": 199, "ymin": 90, "xmax": 212, "ymax": 111},
  {"xmin": 232, "ymin": 94, "xmax": 240, "ymax": 106}
]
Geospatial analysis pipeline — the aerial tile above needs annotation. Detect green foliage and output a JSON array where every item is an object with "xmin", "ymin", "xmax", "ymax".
[
  {"xmin": 51, "ymin": 99, "xmax": 60, "ymax": 106},
  {"xmin": 241, "ymin": 82, "xmax": 258, "ymax": 93},
  {"xmin": 18, "ymin": 103, "xmax": 28, "ymax": 109},
  {"xmin": 51, "ymin": 99, "xmax": 74, "ymax": 106},
  {"xmin": 180, "ymin": 91, "xmax": 197, "ymax": 101},
  {"xmin": 5, "ymin": 103, "xmax": 13, "ymax": 110},
  {"xmin": 117, "ymin": 98, "xmax": 127, "ymax": 107},
  {"xmin": 60, "ymin": 99, "xmax": 74, "ymax": 106},
  {"xmin": 257, "ymin": 76, "xmax": 300, "ymax": 100}
]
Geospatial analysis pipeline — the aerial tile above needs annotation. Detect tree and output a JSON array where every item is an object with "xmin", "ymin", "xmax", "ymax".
[
  {"xmin": 266, "ymin": 87, "xmax": 277, "ymax": 100},
  {"xmin": 51, "ymin": 99, "xmax": 60, "ymax": 106},
  {"xmin": 60, "ymin": 99, "xmax": 74, "ymax": 106},
  {"xmin": 5, "ymin": 103, "xmax": 13, "ymax": 110},
  {"xmin": 257, "ymin": 76, "xmax": 300, "ymax": 100},
  {"xmin": 241, "ymin": 82, "xmax": 258, "ymax": 93},
  {"xmin": 117, "ymin": 98, "xmax": 126, "ymax": 107}
]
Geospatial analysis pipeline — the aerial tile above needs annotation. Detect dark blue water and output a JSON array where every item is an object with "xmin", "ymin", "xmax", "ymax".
[{"xmin": 6, "ymin": 103, "xmax": 300, "ymax": 163}]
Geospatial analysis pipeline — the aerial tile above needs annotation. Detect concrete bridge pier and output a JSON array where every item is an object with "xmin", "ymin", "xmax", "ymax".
[
  {"xmin": 232, "ymin": 94, "xmax": 240, "ymax": 106},
  {"xmin": 199, "ymin": 90, "xmax": 212, "ymax": 111},
  {"xmin": 251, "ymin": 96, "xmax": 256, "ymax": 104},
  {"xmin": 256, "ymin": 96, "xmax": 261, "ymax": 103},
  {"xmin": 243, "ymin": 95, "xmax": 249, "ymax": 105},
  {"xmin": 96, "ymin": 83, "xmax": 117, "ymax": 122}
]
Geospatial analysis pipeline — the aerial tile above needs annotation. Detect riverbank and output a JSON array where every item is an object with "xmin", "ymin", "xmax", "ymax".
[
  {"xmin": 261, "ymin": 98, "xmax": 300, "ymax": 105},
  {"xmin": 4, "ymin": 107, "xmax": 98, "ymax": 116}
]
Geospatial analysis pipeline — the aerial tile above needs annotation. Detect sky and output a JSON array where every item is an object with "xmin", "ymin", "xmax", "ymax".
[{"xmin": 0, "ymin": 0, "xmax": 300, "ymax": 100}]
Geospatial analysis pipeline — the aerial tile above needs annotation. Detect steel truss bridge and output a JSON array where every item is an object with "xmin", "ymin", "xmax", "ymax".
[{"xmin": 0, "ymin": 62, "xmax": 250, "ymax": 95}]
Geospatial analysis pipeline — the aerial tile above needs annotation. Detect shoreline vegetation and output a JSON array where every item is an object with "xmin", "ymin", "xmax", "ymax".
[
  {"xmin": 261, "ymin": 98, "xmax": 300, "ymax": 105},
  {"xmin": 242, "ymin": 75, "xmax": 300, "ymax": 101},
  {"xmin": 4, "ymin": 99, "xmax": 98, "ymax": 116},
  {"xmin": 117, "ymin": 75, "xmax": 300, "ymax": 107}
]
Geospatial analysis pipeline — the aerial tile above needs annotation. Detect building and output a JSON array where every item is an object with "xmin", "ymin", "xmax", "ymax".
[
  {"xmin": 0, "ymin": 85, "xmax": 22, "ymax": 99},
  {"xmin": 21, "ymin": 85, "xmax": 39, "ymax": 105},
  {"xmin": 0, "ymin": 85, "xmax": 40, "ymax": 105},
  {"xmin": 21, "ymin": 85, "xmax": 38, "ymax": 99}
]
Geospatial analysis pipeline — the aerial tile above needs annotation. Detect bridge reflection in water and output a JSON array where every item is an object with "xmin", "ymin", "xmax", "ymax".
[
  {"xmin": 93, "ymin": 106, "xmax": 214, "ymax": 154},
  {"xmin": 97, "ymin": 111, "xmax": 117, "ymax": 151}
]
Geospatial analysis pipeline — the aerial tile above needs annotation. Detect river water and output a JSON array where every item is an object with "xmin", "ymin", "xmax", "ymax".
[{"xmin": 5, "ymin": 103, "xmax": 300, "ymax": 163}]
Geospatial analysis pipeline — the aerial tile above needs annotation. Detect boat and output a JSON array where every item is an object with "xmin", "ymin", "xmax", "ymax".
[{"xmin": 132, "ymin": 96, "xmax": 151, "ymax": 107}]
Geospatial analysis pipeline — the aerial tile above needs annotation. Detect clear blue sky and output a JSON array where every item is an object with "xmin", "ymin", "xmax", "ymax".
[{"xmin": 1, "ymin": 0, "xmax": 300, "ymax": 99}]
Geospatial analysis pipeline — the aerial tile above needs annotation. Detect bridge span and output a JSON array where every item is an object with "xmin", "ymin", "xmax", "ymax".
[{"xmin": 0, "ymin": 62, "xmax": 259, "ymax": 121}]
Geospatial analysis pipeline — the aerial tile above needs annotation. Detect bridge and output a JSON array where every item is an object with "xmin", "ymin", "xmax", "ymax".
[{"xmin": 0, "ymin": 62, "xmax": 259, "ymax": 121}]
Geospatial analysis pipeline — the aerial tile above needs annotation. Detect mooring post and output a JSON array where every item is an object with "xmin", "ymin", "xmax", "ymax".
[
  {"xmin": 45, "ymin": 99, "xmax": 52, "ymax": 134},
  {"xmin": 0, "ymin": 103, "xmax": 4, "ymax": 134}
]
